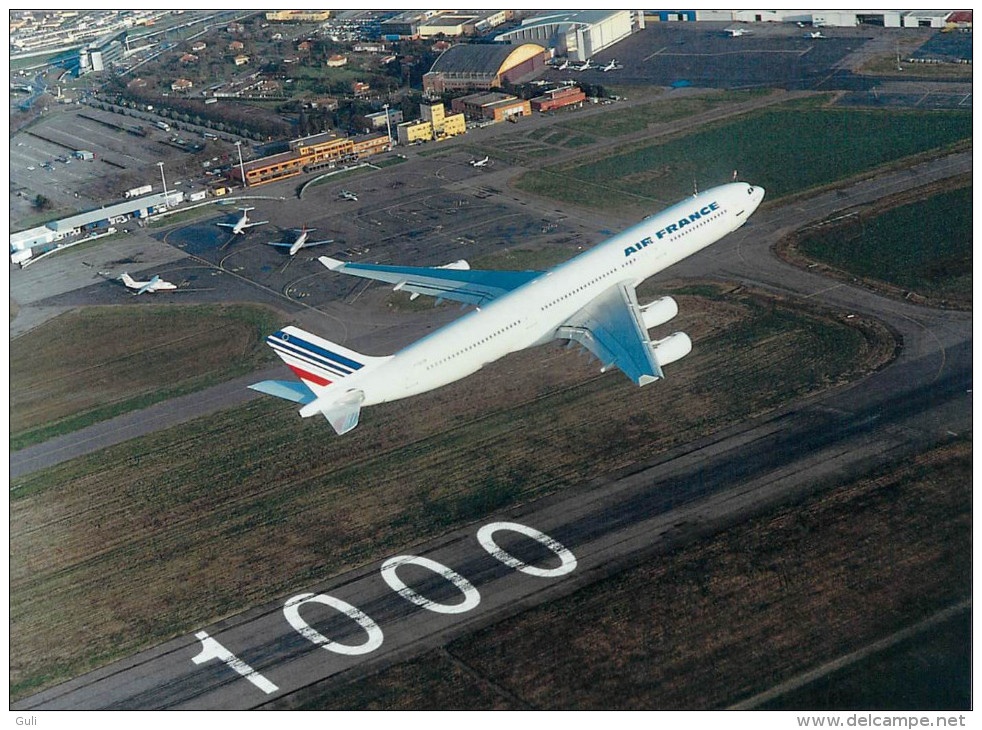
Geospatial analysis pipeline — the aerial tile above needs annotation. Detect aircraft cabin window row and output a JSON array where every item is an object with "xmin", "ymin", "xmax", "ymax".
[{"xmin": 426, "ymin": 320, "xmax": 522, "ymax": 369}]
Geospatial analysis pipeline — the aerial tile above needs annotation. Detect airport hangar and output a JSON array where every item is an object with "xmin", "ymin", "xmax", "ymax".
[
  {"xmin": 422, "ymin": 42, "xmax": 549, "ymax": 94},
  {"xmin": 493, "ymin": 10, "xmax": 646, "ymax": 62}
]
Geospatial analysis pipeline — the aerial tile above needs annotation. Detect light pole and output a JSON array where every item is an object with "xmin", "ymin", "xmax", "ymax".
[
  {"xmin": 157, "ymin": 161, "xmax": 168, "ymax": 203},
  {"xmin": 234, "ymin": 140, "xmax": 247, "ymax": 189},
  {"xmin": 383, "ymin": 102, "xmax": 393, "ymax": 150}
]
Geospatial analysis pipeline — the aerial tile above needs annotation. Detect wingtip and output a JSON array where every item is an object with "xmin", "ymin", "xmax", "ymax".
[{"xmin": 318, "ymin": 256, "xmax": 344, "ymax": 271}]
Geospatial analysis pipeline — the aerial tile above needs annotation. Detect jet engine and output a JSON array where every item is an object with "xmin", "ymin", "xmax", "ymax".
[
  {"xmin": 651, "ymin": 332, "xmax": 692, "ymax": 367},
  {"xmin": 640, "ymin": 296, "xmax": 679, "ymax": 330}
]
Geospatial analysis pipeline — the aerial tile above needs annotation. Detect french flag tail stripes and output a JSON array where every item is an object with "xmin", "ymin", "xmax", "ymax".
[{"xmin": 265, "ymin": 326, "xmax": 384, "ymax": 389}]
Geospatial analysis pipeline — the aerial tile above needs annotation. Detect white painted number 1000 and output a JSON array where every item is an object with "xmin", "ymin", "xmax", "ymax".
[{"xmin": 191, "ymin": 521, "xmax": 576, "ymax": 695}]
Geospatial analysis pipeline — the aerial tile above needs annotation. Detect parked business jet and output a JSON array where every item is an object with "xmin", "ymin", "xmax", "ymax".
[
  {"xmin": 806, "ymin": 31, "xmax": 825, "ymax": 39},
  {"xmin": 267, "ymin": 224, "xmax": 334, "ymax": 256},
  {"xmin": 723, "ymin": 28, "xmax": 752, "ymax": 37},
  {"xmin": 217, "ymin": 207, "xmax": 267, "ymax": 235},
  {"xmin": 600, "ymin": 59, "xmax": 623, "ymax": 72},
  {"xmin": 120, "ymin": 272, "xmax": 177, "ymax": 295},
  {"xmin": 339, "ymin": 190, "xmax": 358, "ymax": 201},
  {"xmin": 571, "ymin": 59, "xmax": 592, "ymax": 71},
  {"xmin": 553, "ymin": 58, "xmax": 570, "ymax": 70},
  {"xmin": 251, "ymin": 182, "xmax": 765, "ymax": 434},
  {"xmin": 469, "ymin": 155, "xmax": 490, "ymax": 167}
]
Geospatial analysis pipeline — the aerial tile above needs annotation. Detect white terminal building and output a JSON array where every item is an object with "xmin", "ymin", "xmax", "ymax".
[{"xmin": 495, "ymin": 10, "xmax": 645, "ymax": 62}]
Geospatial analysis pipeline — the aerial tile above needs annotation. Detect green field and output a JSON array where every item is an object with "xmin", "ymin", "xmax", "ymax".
[
  {"xmin": 559, "ymin": 89, "xmax": 771, "ymax": 138},
  {"xmin": 515, "ymin": 107, "xmax": 972, "ymax": 210},
  {"xmin": 10, "ymin": 283, "xmax": 894, "ymax": 699},
  {"xmin": 295, "ymin": 440, "xmax": 971, "ymax": 710},
  {"xmin": 796, "ymin": 186, "xmax": 972, "ymax": 303},
  {"xmin": 148, "ymin": 204, "xmax": 219, "ymax": 228},
  {"xmin": 10, "ymin": 304, "xmax": 284, "ymax": 450}
]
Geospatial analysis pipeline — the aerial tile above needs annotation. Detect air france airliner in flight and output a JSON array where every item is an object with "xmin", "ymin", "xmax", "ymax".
[{"xmin": 251, "ymin": 182, "xmax": 764, "ymax": 434}]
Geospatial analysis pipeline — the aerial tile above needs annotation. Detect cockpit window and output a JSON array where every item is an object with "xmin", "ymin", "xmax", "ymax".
[{"xmin": 748, "ymin": 186, "xmax": 754, "ymax": 195}]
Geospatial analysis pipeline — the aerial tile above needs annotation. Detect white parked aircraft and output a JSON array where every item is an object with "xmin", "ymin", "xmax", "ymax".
[
  {"xmin": 469, "ymin": 155, "xmax": 490, "ymax": 167},
  {"xmin": 120, "ymin": 272, "xmax": 177, "ymax": 295},
  {"xmin": 267, "ymin": 224, "xmax": 334, "ymax": 256},
  {"xmin": 806, "ymin": 31, "xmax": 825, "ymax": 39},
  {"xmin": 217, "ymin": 207, "xmax": 267, "ymax": 235},
  {"xmin": 571, "ymin": 59, "xmax": 592, "ymax": 71},
  {"xmin": 723, "ymin": 28, "xmax": 752, "ymax": 37},
  {"xmin": 553, "ymin": 58, "xmax": 570, "ymax": 70},
  {"xmin": 251, "ymin": 182, "xmax": 765, "ymax": 434},
  {"xmin": 600, "ymin": 59, "xmax": 623, "ymax": 72},
  {"xmin": 339, "ymin": 190, "xmax": 358, "ymax": 201}
]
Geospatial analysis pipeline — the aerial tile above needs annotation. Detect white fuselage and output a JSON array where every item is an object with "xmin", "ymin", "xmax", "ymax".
[
  {"xmin": 289, "ymin": 230, "xmax": 309, "ymax": 255},
  {"xmin": 331, "ymin": 183, "xmax": 764, "ymax": 406}
]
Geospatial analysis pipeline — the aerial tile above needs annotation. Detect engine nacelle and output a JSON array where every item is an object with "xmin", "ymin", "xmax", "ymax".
[
  {"xmin": 641, "ymin": 296, "xmax": 679, "ymax": 330},
  {"xmin": 651, "ymin": 332, "xmax": 692, "ymax": 367}
]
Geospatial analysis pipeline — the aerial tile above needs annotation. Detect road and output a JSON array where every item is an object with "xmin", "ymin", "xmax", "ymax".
[{"xmin": 12, "ymin": 146, "xmax": 971, "ymax": 708}]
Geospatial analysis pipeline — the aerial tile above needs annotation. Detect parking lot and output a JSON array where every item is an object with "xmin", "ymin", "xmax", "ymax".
[{"xmin": 10, "ymin": 105, "xmax": 229, "ymax": 229}]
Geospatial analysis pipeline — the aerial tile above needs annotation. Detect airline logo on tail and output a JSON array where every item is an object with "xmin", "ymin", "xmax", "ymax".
[{"xmin": 266, "ymin": 328, "xmax": 364, "ymax": 387}]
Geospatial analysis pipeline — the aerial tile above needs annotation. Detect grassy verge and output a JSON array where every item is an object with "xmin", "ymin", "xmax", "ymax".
[
  {"xmin": 514, "ymin": 106, "xmax": 972, "ymax": 211},
  {"xmin": 780, "ymin": 178, "xmax": 972, "ymax": 308},
  {"xmin": 559, "ymin": 89, "xmax": 771, "ymax": 137},
  {"xmin": 10, "ymin": 304, "xmax": 285, "ymax": 450},
  {"xmin": 9, "ymin": 283, "xmax": 896, "ymax": 700},
  {"xmin": 298, "ymin": 439, "xmax": 970, "ymax": 709}
]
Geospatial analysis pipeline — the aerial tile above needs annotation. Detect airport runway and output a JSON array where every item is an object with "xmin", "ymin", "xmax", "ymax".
[{"xmin": 12, "ymin": 148, "xmax": 971, "ymax": 709}]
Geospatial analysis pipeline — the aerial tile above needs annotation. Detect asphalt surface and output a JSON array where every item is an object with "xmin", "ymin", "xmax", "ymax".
[{"xmin": 12, "ymin": 145, "xmax": 971, "ymax": 708}]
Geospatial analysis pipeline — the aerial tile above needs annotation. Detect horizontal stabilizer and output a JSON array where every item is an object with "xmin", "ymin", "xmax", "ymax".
[{"xmin": 248, "ymin": 380, "xmax": 317, "ymax": 405}]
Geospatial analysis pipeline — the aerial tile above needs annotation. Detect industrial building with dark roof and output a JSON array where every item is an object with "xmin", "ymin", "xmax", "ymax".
[{"xmin": 423, "ymin": 42, "xmax": 547, "ymax": 94}]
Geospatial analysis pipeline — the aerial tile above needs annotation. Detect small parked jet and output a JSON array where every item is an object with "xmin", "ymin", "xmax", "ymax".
[
  {"xmin": 217, "ymin": 207, "xmax": 267, "ymax": 235},
  {"xmin": 553, "ymin": 58, "xmax": 570, "ymax": 70},
  {"xmin": 120, "ymin": 272, "xmax": 177, "ymax": 295},
  {"xmin": 469, "ymin": 155, "xmax": 490, "ymax": 167},
  {"xmin": 571, "ymin": 59, "xmax": 592, "ymax": 71},
  {"xmin": 252, "ymin": 182, "xmax": 765, "ymax": 434},
  {"xmin": 600, "ymin": 59, "xmax": 623, "ymax": 72},
  {"xmin": 267, "ymin": 224, "xmax": 334, "ymax": 256},
  {"xmin": 806, "ymin": 31, "xmax": 825, "ymax": 38},
  {"xmin": 723, "ymin": 28, "xmax": 752, "ymax": 37},
  {"xmin": 339, "ymin": 190, "xmax": 358, "ymax": 201}
]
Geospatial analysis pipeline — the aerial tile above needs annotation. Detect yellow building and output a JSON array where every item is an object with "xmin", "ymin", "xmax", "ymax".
[
  {"xmin": 265, "ymin": 10, "xmax": 331, "ymax": 22},
  {"xmin": 419, "ymin": 103, "xmax": 466, "ymax": 140},
  {"xmin": 396, "ymin": 120, "xmax": 433, "ymax": 146},
  {"xmin": 437, "ymin": 112, "xmax": 466, "ymax": 139}
]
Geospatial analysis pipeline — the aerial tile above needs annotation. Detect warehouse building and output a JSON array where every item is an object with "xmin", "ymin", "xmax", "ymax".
[
  {"xmin": 494, "ymin": 10, "xmax": 644, "ymax": 62},
  {"xmin": 530, "ymin": 84, "xmax": 586, "ymax": 112},
  {"xmin": 423, "ymin": 42, "xmax": 547, "ymax": 94},
  {"xmin": 693, "ymin": 10, "xmax": 963, "ymax": 27},
  {"xmin": 451, "ymin": 92, "xmax": 531, "ymax": 122},
  {"xmin": 11, "ymin": 191, "xmax": 184, "ymax": 260}
]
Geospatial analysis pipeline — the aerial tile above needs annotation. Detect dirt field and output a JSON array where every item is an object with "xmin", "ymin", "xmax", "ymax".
[
  {"xmin": 10, "ymin": 303, "xmax": 284, "ymax": 450},
  {"xmin": 9, "ymin": 282, "xmax": 896, "ymax": 699},
  {"xmin": 299, "ymin": 439, "xmax": 971, "ymax": 710}
]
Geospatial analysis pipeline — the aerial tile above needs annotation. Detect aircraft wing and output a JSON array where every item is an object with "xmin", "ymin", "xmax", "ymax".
[
  {"xmin": 556, "ymin": 283, "xmax": 663, "ymax": 385},
  {"xmin": 243, "ymin": 220, "xmax": 269, "ymax": 228},
  {"xmin": 216, "ymin": 222, "xmax": 235, "ymax": 228},
  {"xmin": 319, "ymin": 256, "xmax": 542, "ymax": 307},
  {"xmin": 137, "ymin": 275, "xmax": 160, "ymax": 296}
]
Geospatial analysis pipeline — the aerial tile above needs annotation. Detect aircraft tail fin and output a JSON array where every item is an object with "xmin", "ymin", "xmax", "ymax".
[
  {"xmin": 264, "ymin": 326, "xmax": 387, "ymax": 389},
  {"xmin": 120, "ymin": 272, "xmax": 136, "ymax": 288}
]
